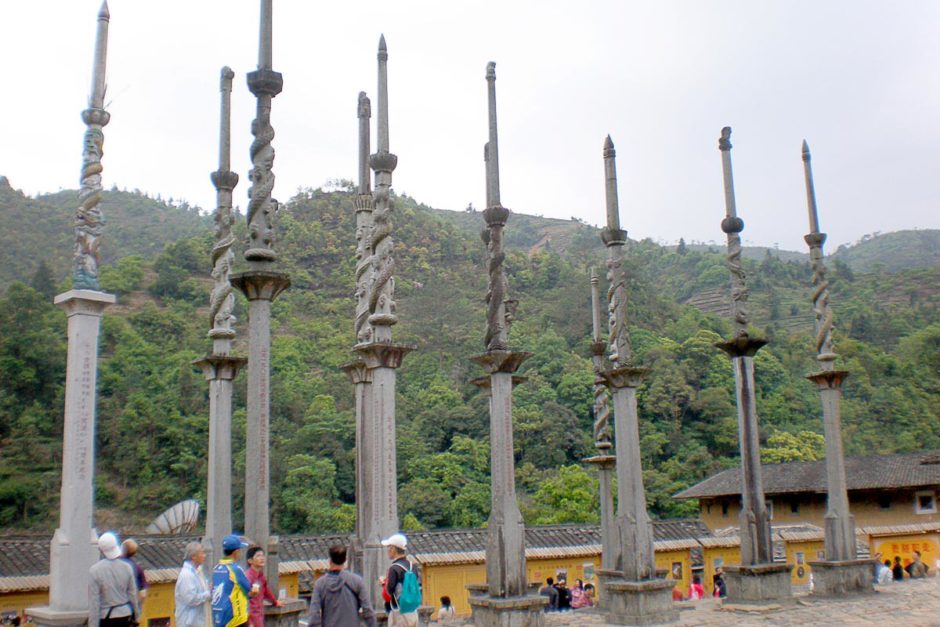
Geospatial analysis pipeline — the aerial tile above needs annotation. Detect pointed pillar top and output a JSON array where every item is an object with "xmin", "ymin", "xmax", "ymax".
[
  {"xmin": 485, "ymin": 62, "xmax": 501, "ymax": 208},
  {"xmin": 603, "ymin": 135, "xmax": 620, "ymax": 232},
  {"xmin": 258, "ymin": 0, "xmax": 273, "ymax": 70},
  {"xmin": 802, "ymin": 139, "xmax": 821, "ymax": 235},
  {"xmin": 358, "ymin": 92, "xmax": 372, "ymax": 194},
  {"xmin": 375, "ymin": 35, "xmax": 391, "ymax": 155},
  {"xmin": 89, "ymin": 0, "xmax": 110, "ymax": 109},
  {"xmin": 718, "ymin": 127, "xmax": 740, "ymax": 227}
]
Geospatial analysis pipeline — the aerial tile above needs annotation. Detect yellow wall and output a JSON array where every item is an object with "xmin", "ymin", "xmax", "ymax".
[
  {"xmin": 871, "ymin": 533, "xmax": 940, "ymax": 573},
  {"xmin": 420, "ymin": 562, "xmax": 486, "ymax": 617},
  {"xmin": 654, "ymin": 549, "xmax": 692, "ymax": 597},
  {"xmin": 6, "ymin": 573, "xmax": 302, "ymax": 627},
  {"xmin": 2, "ymin": 590, "xmax": 49, "ymax": 627},
  {"xmin": 526, "ymin": 556, "xmax": 600, "ymax": 591},
  {"xmin": 140, "ymin": 582, "xmax": 175, "ymax": 626},
  {"xmin": 699, "ymin": 490, "xmax": 940, "ymax": 532},
  {"xmin": 701, "ymin": 546, "xmax": 741, "ymax": 596},
  {"xmin": 784, "ymin": 540, "xmax": 825, "ymax": 585}
]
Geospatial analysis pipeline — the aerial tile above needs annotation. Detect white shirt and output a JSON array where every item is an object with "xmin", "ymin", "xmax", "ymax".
[{"xmin": 175, "ymin": 560, "xmax": 211, "ymax": 627}]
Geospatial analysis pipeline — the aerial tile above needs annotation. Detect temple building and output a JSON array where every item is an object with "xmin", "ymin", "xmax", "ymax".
[{"xmin": 676, "ymin": 450, "xmax": 940, "ymax": 531}]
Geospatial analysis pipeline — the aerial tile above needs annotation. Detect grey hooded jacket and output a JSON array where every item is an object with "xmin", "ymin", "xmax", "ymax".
[{"xmin": 306, "ymin": 569, "xmax": 376, "ymax": 627}]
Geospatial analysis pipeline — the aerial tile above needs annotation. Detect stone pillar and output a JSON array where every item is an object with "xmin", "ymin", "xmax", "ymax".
[
  {"xmin": 195, "ymin": 65, "xmax": 247, "ymax": 573},
  {"xmin": 467, "ymin": 62, "xmax": 546, "ymax": 627},
  {"xmin": 232, "ymin": 0, "xmax": 294, "ymax": 597},
  {"xmin": 801, "ymin": 140, "xmax": 871, "ymax": 594},
  {"xmin": 345, "ymin": 91, "xmax": 374, "ymax": 583},
  {"xmin": 583, "ymin": 268, "xmax": 620, "ymax": 609},
  {"xmin": 28, "ymin": 7, "xmax": 116, "ymax": 625},
  {"xmin": 715, "ymin": 127, "xmax": 791, "ymax": 602},
  {"xmin": 592, "ymin": 136, "xmax": 676, "ymax": 625}
]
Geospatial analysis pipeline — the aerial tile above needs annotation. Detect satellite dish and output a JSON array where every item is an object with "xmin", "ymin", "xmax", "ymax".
[{"xmin": 146, "ymin": 499, "xmax": 200, "ymax": 534}]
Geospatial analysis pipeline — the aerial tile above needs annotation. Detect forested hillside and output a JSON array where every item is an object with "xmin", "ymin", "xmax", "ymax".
[{"xmin": 1, "ymin": 180, "xmax": 938, "ymax": 534}]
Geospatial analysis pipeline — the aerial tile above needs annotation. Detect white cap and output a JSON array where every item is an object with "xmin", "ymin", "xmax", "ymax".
[
  {"xmin": 98, "ymin": 532, "xmax": 122, "ymax": 560},
  {"xmin": 381, "ymin": 533, "xmax": 408, "ymax": 550}
]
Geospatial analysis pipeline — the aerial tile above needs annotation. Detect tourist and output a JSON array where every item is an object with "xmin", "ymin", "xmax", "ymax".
[
  {"xmin": 554, "ymin": 578, "xmax": 571, "ymax": 611},
  {"xmin": 306, "ymin": 544, "xmax": 375, "ymax": 627},
  {"xmin": 877, "ymin": 560, "xmax": 893, "ymax": 584},
  {"xmin": 380, "ymin": 533, "xmax": 421, "ymax": 627},
  {"xmin": 570, "ymin": 579, "xmax": 589, "ymax": 609},
  {"xmin": 539, "ymin": 577, "xmax": 558, "ymax": 611},
  {"xmin": 892, "ymin": 555, "xmax": 906, "ymax": 581},
  {"xmin": 246, "ymin": 546, "xmax": 283, "ymax": 627},
  {"xmin": 436, "ymin": 595, "xmax": 456, "ymax": 624},
  {"xmin": 713, "ymin": 567, "xmax": 727, "ymax": 598},
  {"xmin": 121, "ymin": 539, "xmax": 149, "ymax": 608},
  {"xmin": 89, "ymin": 532, "xmax": 140, "ymax": 627},
  {"xmin": 582, "ymin": 583, "xmax": 596, "ymax": 607},
  {"xmin": 688, "ymin": 575, "xmax": 705, "ymax": 600},
  {"xmin": 906, "ymin": 550, "xmax": 929, "ymax": 578},
  {"xmin": 212, "ymin": 535, "xmax": 256, "ymax": 627},
  {"xmin": 175, "ymin": 542, "xmax": 211, "ymax": 627}
]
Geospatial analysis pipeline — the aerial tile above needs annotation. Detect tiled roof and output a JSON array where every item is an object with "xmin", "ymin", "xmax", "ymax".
[
  {"xmin": 0, "ymin": 520, "xmax": 711, "ymax": 582},
  {"xmin": 674, "ymin": 450, "xmax": 940, "ymax": 499}
]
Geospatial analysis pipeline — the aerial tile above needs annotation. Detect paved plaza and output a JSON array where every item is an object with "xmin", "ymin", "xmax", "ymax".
[{"xmin": 532, "ymin": 579, "xmax": 940, "ymax": 626}]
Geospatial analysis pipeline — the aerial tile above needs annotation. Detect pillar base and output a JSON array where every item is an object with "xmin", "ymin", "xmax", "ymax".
[
  {"xmin": 724, "ymin": 563, "xmax": 792, "ymax": 603},
  {"xmin": 468, "ymin": 595, "xmax": 547, "ymax": 627},
  {"xmin": 262, "ymin": 599, "xmax": 305, "ymax": 627},
  {"xmin": 24, "ymin": 607, "xmax": 87, "ymax": 627},
  {"xmin": 808, "ymin": 559, "xmax": 873, "ymax": 596},
  {"xmin": 604, "ymin": 578, "xmax": 677, "ymax": 626}
]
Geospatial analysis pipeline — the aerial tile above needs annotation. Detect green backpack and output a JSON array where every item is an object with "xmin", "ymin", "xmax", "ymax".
[{"xmin": 393, "ymin": 561, "xmax": 421, "ymax": 614}]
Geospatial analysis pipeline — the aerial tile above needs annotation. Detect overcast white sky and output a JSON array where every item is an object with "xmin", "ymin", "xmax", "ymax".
[{"xmin": 4, "ymin": 1, "xmax": 939, "ymax": 251}]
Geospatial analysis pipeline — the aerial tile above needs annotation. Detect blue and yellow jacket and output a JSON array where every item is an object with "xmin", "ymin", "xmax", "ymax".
[{"xmin": 212, "ymin": 559, "xmax": 251, "ymax": 627}]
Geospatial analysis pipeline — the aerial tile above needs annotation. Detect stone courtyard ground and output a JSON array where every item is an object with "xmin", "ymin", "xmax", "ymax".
[
  {"xmin": 439, "ymin": 579, "xmax": 940, "ymax": 625},
  {"xmin": 532, "ymin": 578, "xmax": 940, "ymax": 626}
]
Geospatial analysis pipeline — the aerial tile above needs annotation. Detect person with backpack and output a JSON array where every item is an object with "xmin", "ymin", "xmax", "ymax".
[
  {"xmin": 379, "ymin": 533, "xmax": 421, "ymax": 627},
  {"xmin": 212, "ymin": 535, "xmax": 257, "ymax": 627},
  {"xmin": 306, "ymin": 545, "xmax": 375, "ymax": 627}
]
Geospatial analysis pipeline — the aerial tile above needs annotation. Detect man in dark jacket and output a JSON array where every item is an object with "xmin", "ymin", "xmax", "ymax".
[
  {"xmin": 539, "ymin": 578, "xmax": 558, "ymax": 611},
  {"xmin": 306, "ymin": 545, "xmax": 375, "ymax": 627}
]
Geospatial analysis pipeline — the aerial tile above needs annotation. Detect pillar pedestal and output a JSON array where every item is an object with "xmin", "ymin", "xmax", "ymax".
[
  {"xmin": 262, "ymin": 599, "xmax": 305, "ymax": 627},
  {"xmin": 807, "ymin": 559, "xmax": 873, "ymax": 596},
  {"xmin": 604, "ymin": 578, "xmax": 677, "ymax": 626},
  {"xmin": 723, "ymin": 563, "xmax": 792, "ymax": 603},
  {"xmin": 467, "ymin": 595, "xmax": 547, "ymax": 627}
]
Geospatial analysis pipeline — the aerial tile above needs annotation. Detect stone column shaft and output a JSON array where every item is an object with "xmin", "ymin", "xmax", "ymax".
[
  {"xmin": 196, "ymin": 354, "xmax": 245, "ymax": 572},
  {"xmin": 608, "ymin": 375, "xmax": 655, "ymax": 581},
  {"xmin": 355, "ymin": 342, "xmax": 410, "ymax": 605},
  {"xmin": 815, "ymin": 375, "xmax": 855, "ymax": 560},
  {"xmin": 730, "ymin": 352, "xmax": 773, "ymax": 565},
  {"xmin": 487, "ymin": 370, "xmax": 526, "ymax": 597},
  {"xmin": 207, "ymin": 376, "xmax": 233, "ymax": 567},
  {"xmin": 232, "ymin": 271, "xmax": 289, "ymax": 590},
  {"xmin": 47, "ymin": 291, "xmax": 114, "ymax": 613},
  {"xmin": 245, "ymin": 298, "xmax": 272, "ymax": 547}
]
